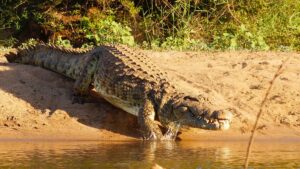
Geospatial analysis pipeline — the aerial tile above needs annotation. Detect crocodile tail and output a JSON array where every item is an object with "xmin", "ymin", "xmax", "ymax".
[
  {"xmin": 5, "ymin": 43, "xmax": 92, "ymax": 79},
  {"xmin": 5, "ymin": 39, "xmax": 40, "ymax": 62},
  {"xmin": 5, "ymin": 50, "xmax": 20, "ymax": 63},
  {"xmin": 5, "ymin": 43, "xmax": 49, "ymax": 64}
]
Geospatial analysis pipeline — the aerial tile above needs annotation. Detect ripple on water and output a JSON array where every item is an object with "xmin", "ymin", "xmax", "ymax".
[{"xmin": 0, "ymin": 140, "xmax": 299, "ymax": 169}]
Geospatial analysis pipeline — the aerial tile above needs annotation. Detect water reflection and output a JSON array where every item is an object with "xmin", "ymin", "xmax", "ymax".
[{"xmin": 0, "ymin": 140, "xmax": 299, "ymax": 169}]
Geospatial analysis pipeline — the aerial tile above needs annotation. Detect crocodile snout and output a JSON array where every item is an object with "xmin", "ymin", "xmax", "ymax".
[{"xmin": 211, "ymin": 110, "xmax": 233, "ymax": 130}]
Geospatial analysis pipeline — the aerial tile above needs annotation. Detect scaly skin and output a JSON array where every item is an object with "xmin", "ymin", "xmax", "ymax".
[{"xmin": 5, "ymin": 43, "xmax": 233, "ymax": 140}]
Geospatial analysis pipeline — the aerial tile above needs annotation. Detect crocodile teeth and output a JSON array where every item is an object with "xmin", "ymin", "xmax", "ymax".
[{"xmin": 218, "ymin": 120, "xmax": 230, "ymax": 130}]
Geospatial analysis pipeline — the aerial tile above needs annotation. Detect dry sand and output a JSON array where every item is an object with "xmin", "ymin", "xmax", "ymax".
[{"xmin": 0, "ymin": 49, "xmax": 299, "ymax": 141}]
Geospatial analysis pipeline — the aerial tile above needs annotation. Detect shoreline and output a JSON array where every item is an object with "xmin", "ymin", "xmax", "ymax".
[{"xmin": 0, "ymin": 128, "xmax": 299, "ymax": 142}]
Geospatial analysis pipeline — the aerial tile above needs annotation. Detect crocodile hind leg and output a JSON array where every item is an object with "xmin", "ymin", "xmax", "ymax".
[
  {"xmin": 138, "ymin": 99, "xmax": 163, "ymax": 140},
  {"xmin": 72, "ymin": 54, "xmax": 99, "ymax": 104}
]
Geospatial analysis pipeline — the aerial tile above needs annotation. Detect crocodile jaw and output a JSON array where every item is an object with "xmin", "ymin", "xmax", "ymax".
[
  {"xmin": 187, "ymin": 118, "xmax": 231, "ymax": 130},
  {"xmin": 206, "ymin": 119, "xmax": 231, "ymax": 130},
  {"xmin": 179, "ymin": 109, "xmax": 233, "ymax": 130}
]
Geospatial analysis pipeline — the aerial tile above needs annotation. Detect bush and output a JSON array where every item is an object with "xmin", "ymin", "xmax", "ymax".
[
  {"xmin": 81, "ymin": 16, "xmax": 135, "ymax": 46},
  {"xmin": 0, "ymin": 0, "xmax": 300, "ymax": 51}
]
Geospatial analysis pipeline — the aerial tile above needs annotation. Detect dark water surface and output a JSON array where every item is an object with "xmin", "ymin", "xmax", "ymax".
[{"xmin": 0, "ymin": 140, "xmax": 299, "ymax": 169}]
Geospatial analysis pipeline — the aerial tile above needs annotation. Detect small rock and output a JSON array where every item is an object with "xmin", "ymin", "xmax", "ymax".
[
  {"xmin": 280, "ymin": 77, "xmax": 289, "ymax": 81},
  {"xmin": 288, "ymin": 111, "xmax": 296, "ymax": 115},
  {"xmin": 242, "ymin": 62, "xmax": 247, "ymax": 68},
  {"xmin": 249, "ymin": 84, "xmax": 263, "ymax": 90},
  {"xmin": 259, "ymin": 61, "xmax": 269, "ymax": 65},
  {"xmin": 257, "ymin": 124, "xmax": 267, "ymax": 130},
  {"xmin": 240, "ymin": 127, "xmax": 247, "ymax": 134},
  {"xmin": 280, "ymin": 117, "xmax": 290, "ymax": 126},
  {"xmin": 223, "ymin": 71, "xmax": 230, "ymax": 76}
]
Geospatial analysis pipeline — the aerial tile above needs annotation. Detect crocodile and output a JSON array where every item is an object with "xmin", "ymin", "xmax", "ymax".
[{"xmin": 5, "ymin": 43, "xmax": 233, "ymax": 140}]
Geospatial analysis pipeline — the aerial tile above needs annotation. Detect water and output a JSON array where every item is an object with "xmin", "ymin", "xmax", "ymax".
[{"xmin": 0, "ymin": 140, "xmax": 299, "ymax": 169}]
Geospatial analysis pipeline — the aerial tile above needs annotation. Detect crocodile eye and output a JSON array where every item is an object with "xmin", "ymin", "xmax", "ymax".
[
  {"xmin": 178, "ymin": 106, "xmax": 188, "ymax": 112},
  {"xmin": 183, "ymin": 96, "xmax": 199, "ymax": 102},
  {"xmin": 174, "ymin": 106, "xmax": 189, "ymax": 119},
  {"xmin": 190, "ymin": 113, "xmax": 195, "ymax": 117}
]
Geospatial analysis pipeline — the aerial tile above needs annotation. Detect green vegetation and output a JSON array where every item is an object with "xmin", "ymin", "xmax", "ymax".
[{"xmin": 0, "ymin": 0, "xmax": 300, "ymax": 51}]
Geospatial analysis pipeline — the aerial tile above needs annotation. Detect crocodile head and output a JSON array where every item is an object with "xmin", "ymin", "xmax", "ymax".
[{"xmin": 171, "ymin": 95, "xmax": 233, "ymax": 130}]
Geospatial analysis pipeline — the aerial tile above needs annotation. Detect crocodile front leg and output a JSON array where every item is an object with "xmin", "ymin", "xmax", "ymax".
[
  {"xmin": 138, "ymin": 99, "xmax": 163, "ymax": 140},
  {"xmin": 162, "ymin": 122, "xmax": 181, "ymax": 140}
]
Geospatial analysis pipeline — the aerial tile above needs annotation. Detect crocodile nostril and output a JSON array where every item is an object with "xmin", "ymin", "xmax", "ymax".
[{"xmin": 211, "ymin": 110, "xmax": 220, "ymax": 119}]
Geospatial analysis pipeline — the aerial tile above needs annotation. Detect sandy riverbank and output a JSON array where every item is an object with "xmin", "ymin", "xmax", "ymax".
[{"xmin": 0, "ymin": 48, "xmax": 299, "ymax": 141}]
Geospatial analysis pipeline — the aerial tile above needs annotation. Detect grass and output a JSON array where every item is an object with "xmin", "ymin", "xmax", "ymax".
[{"xmin": 0, "ymin": 1, "xmax": 300, "ymax": 51}]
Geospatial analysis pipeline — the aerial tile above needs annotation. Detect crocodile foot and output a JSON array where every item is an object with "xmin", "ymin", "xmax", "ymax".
[{"xmin": 143, "ymin": 131, "xmax": 159, "ymax": 140}]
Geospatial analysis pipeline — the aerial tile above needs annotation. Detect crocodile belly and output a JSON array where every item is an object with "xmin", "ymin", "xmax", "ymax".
[{"xmin": 94, "ymin": 85, "xmax": 140, "ymax": 116}]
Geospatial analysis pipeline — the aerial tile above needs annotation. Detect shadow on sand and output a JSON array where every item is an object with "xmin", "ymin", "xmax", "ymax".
[{"xmin": 0, "ymin": 60, "xmax": 140, "ymax": 138}]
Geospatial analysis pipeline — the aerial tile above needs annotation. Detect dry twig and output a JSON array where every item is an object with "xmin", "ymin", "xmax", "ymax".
[{"xmin": 244, "ymin": 56, "xmax": 291, "ymax": 169}]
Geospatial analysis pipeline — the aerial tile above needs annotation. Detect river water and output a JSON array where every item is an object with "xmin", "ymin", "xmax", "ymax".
[{"xmin": 0, "ymin": 140, "xmax": 299, "ymax": 169}]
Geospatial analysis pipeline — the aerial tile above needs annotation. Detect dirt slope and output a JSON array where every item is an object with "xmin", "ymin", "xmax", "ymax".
[{"xmin": 0, "ymin": 49, "xmax": 299, "ymax": 141}]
